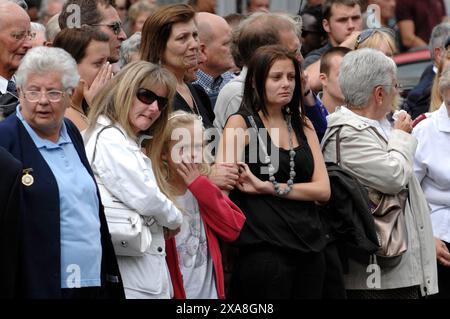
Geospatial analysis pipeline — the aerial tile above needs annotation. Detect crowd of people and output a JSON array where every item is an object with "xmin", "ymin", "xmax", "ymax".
[{"xmin": 0, "ymin": 0, "xmax": 450, "ymax": 300}]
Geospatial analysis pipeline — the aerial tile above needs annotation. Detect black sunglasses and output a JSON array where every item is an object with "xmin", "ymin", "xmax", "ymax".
[
  {"xmin": 136, "ymin": 88, "xmax": 168, "ymax": 111},
  {"xmin": 91, "ymin": 21, "xmax": 123, "ymax": 35}
]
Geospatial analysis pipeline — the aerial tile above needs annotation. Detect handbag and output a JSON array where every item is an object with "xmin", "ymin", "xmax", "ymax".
[
  {"xmin": 92, "ymin": 125, "xmax": 153, "ymax": 256},
  {"xmin": 335, "ymin": 126, "xmax": 408, "ymax": 266}
]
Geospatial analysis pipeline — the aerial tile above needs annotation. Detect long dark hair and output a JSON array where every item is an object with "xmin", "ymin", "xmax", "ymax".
[{"xmin": 241, "ymin": 44, "xmax": 306, "ymax": 127}]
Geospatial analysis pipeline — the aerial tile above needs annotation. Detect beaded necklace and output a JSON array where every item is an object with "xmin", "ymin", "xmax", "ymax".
[{"xmin": 247, "ymin": 109, "xmax": 296, "ymax": 196}]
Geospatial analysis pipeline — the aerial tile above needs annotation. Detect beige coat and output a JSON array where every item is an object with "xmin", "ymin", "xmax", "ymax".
[{"xmin": 321, "ymin": 106, "xmax": 438, "ymax": 296}]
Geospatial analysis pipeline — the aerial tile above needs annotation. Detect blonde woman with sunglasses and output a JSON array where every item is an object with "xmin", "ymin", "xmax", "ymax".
[{"xmin": 84, "ymin": 61, "xmax": 183, "ymax": 299}]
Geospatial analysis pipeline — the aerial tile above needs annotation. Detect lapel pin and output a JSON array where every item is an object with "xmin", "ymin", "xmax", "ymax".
[{"xmin": 22, "ymin": 168, "xmax": 34, "ymax": 187}]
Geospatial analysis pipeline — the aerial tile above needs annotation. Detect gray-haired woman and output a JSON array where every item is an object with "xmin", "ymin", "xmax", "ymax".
[
  {"xmin": 321, "ymin": 48, "xmax": 438, "ymax": 299},
  {"xmin": 0, "ymin": 46, "xmax": 124, "ymax": 298}
]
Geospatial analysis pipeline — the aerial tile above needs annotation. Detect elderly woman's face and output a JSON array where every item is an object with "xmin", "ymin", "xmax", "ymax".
[
  {"xmin": 162, "ymin": 19, "xmax": 199, "ymax": 74},
  {"xmin": 19, "ymin": 72, "xmax": 68, "ymax": 139},
  {"xmin": 380, "ymin": 79, "xmax": 399, "ymax": 114},
  {"xmin": 128, "ymin": 83, "xmax": 168, "ymax": 135}
]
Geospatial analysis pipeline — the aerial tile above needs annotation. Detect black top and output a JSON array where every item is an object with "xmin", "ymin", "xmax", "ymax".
[
  {"xmin": 229, "ymin": 107, "xmax": 326, "ymax": 253},
  {"xmin": 173, "ymin": 83, "xmax": 215, "ymax": 129},
  {"xmin": 0, "ymin": 92, "xmax": 19, "ymax": 119},
  {"xmin": 0, "ymin": 146, "xmax": 21, "ymax": 298}
]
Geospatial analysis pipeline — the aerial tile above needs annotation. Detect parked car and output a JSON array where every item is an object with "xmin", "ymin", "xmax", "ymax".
[{"xmin": 394, "ymin": 49, "xmax": 432, "ymax": 98}]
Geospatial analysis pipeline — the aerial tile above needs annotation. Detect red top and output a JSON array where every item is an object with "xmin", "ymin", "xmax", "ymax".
[
  {"xmin": 396, "ymin": 0, "xmax": 446, "ymax": 44},
  {"xmin": 165, "ymin": 176, "xmax": 246, "ymax": 299}
]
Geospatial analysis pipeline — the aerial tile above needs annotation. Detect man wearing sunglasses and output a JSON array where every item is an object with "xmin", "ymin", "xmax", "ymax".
[
  {"xmin": 0, "ymin": 1, "xmax": 32, "ymax": 120},
  {"xmin": 59, "ymin": 0, "xmax": 127, "ymax": 64}
]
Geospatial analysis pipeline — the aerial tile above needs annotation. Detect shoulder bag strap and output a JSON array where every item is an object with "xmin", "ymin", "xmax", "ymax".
[
  {"xmin": 335, "ymin": 126, "xmax": 344, "ymax": 166},
  {"xmin": 91, "ymin": 125, "xmax": 125, "ymax": 165},
  {"xmin": 247, "ymin": 115, "xmax": 270, "ymax": 161}
]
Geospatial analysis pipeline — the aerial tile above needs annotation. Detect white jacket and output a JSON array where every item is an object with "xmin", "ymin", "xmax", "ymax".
[
  {"xmin": 413, "ymin": 103, "xmax": 450, "ymax": 243},
  {"xmin": 84, "ymin": 115, "xmax": 183, "ymax": 298}
]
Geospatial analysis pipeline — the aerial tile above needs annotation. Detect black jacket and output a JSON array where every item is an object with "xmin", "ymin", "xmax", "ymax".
[
  {"xmin": 319, "ymin": 163, "xmax": 379, "ymax": 255},
  {"xmin": 0, "ymin": 146, "xmax": 22, "ymax": 298},
  {"xmin": 403, "ymin": 63, "xmax": 434, "ymax": 119}
]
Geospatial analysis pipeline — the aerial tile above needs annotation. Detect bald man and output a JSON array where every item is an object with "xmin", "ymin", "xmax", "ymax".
[
  {"xmin": 193, "ymin": 12, "xmax": 235, "ymax": 108},
  {"xmin": 0, "ymin": 1, "xmax": 32, "ymax": 120}
]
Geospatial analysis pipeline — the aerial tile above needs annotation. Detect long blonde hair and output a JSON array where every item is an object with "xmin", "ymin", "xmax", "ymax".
[
  {"xmin": 87, "ymin": 61, "xmax": 177, "ymax": 141},
  {"xmin": 146, "ymin": 110, "xmax": 211, "ymax": 201},
  {"xmin": 430, "ymin": 52, "xmax": 450, "ymax": 112}
]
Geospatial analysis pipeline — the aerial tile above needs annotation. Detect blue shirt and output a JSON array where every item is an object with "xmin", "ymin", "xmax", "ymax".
[
  {"xmin": 304, "ymin": 93, "xmax": 329, "ymax": 142},
  {"xmin": 193, "ymin": 70, "xmax": 235, "ymax": 108},
  {"xmin": 16, "ymin": 106, "xmax": 102, "ymax": 288}
]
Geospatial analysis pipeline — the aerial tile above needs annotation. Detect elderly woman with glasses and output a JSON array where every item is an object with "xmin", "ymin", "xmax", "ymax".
[
  {"xmin": 84, "ymin": 61, "xmax": 183, "ymax": 299},
  {"xmin": 413, "ymin": 66, "xmax": 450, "ymax": 299},
  {"xmin": 321, "ymin": 48, "xmax": 437, "ymax": 299},
  {"xmin": 0, "ymin": 46, "xmax": 124, "ymax": 299}
]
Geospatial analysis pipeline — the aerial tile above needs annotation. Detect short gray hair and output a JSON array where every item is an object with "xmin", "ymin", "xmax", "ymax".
[
  {"xmin": 236, "ymin": 12, "xmax": 302, "ymax": 65},
  {"xmin": 439, "ymin": 65, "xmax": 450, "ymax": 97},
  {"xmin": 339, "ymin": 48, "xmax": 396, "ymax": 109},
  {"xmin": 31, "ymin": 22, "xmax": 46, "ymax": 34},
  {"xmin": 119, "ymin": 32, "xmax": 141, "ymax": 68},
  {"xmin": 16, "ymin": 46, "xmax": 79, "ymax": 90},
  {"xmin": 429, "ymin": 22, "xmax": 450, "ymax": 61}
]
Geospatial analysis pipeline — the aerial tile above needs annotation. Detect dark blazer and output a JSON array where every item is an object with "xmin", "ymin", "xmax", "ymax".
[
  {"xmin": 319, "ymin": 163, "xmax": 379, "ymax": 254},
  {"xmin": 173, "ymin": 83, "xmax": 215, "ymax": 129},
  {"xmin": 0, "ymin": 146, "xmax": 22, "ymax": 298},
  {"xmin": 403, "ymin": 64, "xmax": 435, "ymax": 119},
  {"xmin": 0, "ymin": 114, "xmax": 125, "ymax": 299}
]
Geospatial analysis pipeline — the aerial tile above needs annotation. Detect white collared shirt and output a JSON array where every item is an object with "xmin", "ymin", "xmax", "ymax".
[
  {"xmin": 0, "ymin": 75, "xmax": 10, "ymax": 94},
  {"xmin": 339, "ymin": 105, "xmax": 393, "ymax": 140},
  {"xmin": 413, "ymin": 103, "xmax": 450, "ymax": 242}
]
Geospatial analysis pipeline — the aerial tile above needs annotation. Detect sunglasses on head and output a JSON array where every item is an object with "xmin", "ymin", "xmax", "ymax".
[
  {"xmin": 136, "ymin": 88, "xmax": 168, "ymax": 111},
  {"xmin": 355, "ymin": 27, "xmax": 396, "ymax": 50}
]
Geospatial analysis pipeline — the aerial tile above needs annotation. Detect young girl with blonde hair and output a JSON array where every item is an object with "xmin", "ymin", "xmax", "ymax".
[{"xmin": 147, "ymin": 110, "xmax": 245, "ymax": 299}]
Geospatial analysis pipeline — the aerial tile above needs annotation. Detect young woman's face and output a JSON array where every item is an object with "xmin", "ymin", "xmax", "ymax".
[
  {"xmin": 163, "ymin": 19, "xmax": 199, "ymax": 74},
  {"xmin": 264, "ymin": 58, "xmax": 296, "ymax": 108},
  {"xmin": 128, "ymin": 84, "xmax": 167, "ymax": 135},
  {"xmin": 77, "ymin": 40, "xmax": 110, "ymax": 87},
  {"xmin": 166, "ymin": 121, "xmax": 204, "ymax": 173}
]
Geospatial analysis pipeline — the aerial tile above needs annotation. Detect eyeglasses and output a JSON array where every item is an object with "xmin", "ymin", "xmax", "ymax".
[
  {"xmin": 10, "ymin": 30, "xmax": 36, "ymax": 41},
  {"xmin": 378, "ymin": 82, "xmax": 402, "ymax": 91},
  {"xmin": 91, "ymin": 21, "xmax": 123, "ymax": 35},
  {"xmin": 355, "ymin": 27, "xmax": 396, "ymax": 50},
  {"xmin": 136, "ymin": 88, "xmax": 168, "ymax": 111},
  {"xmin": 22, "ymin": 90, "xmax": 65, "ymax": 103}
]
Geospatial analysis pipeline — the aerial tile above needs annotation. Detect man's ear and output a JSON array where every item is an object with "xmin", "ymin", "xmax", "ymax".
[
  {"xmin": 435, "ymin": 47, "xmax": 442, "ymax": 66},
  {"xmin": 374, "ymin": 85, "xmax": 384, "ymax": 105},
  {"xmin": 319, "ymin": 73, "xmax": 328, "ymax": 87},
  {"xmin": 199, "ymin": 42, "xmax": 207, "ymax": 64},
  {"xmin": 322, "ymin": 19, "xmax": 330, "ymax": 33}
]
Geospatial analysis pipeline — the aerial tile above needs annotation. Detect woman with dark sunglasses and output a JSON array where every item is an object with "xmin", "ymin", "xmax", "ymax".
[{"xmin": 84, "ymin": 61, "xmax": 183, "ymax": 299}]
